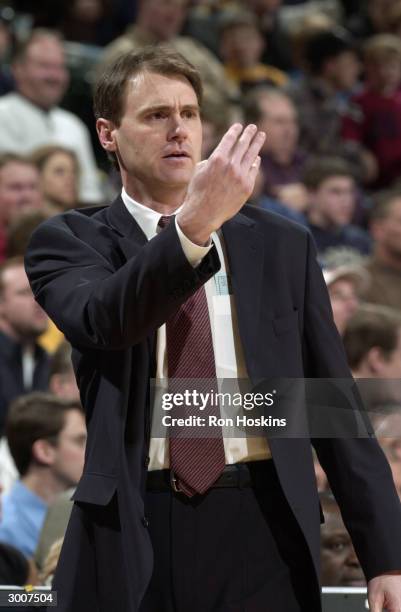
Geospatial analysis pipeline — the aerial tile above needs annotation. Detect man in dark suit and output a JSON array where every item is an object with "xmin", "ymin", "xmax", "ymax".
[{"xmin": 25, "ymin": 47, "xmax": 401, "ymax": 612}]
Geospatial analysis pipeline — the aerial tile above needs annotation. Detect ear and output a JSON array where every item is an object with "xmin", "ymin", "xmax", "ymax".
[
  {"xmin": 31, "ymin": 439, "xmax": 56, "ymax": 467},
  {"xmin": 96, "ymin": 118, "xmax": 118, "ymax": 153},
  {"xmin": 365, "ymin": 346, "xmax": 385, "ymax": 375}
]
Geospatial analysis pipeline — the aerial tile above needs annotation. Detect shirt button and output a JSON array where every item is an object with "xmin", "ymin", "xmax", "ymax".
[{"xmin": 142, "ymin": 516, "xmax": 149, "ymax": 528}]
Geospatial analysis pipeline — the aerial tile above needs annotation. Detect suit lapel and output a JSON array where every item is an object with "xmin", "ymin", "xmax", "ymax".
[
  {"xmin": 221, "ymin": 212, "xmax": 265, "ymax": 380},
  {"xmin": 107, "ymin": 195, "xmax": 156, "ymax": 355}
]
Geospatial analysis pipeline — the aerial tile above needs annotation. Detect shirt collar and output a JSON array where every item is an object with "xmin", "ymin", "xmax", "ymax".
[{"xmin": 121, "ymin": 188, "xmax": 182, "ymax": 240}]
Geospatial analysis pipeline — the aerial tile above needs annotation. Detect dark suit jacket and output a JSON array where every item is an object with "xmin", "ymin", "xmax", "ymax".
[{"xmin": 25, "ymin": 196, "xmax": 401, "ymax": 611}]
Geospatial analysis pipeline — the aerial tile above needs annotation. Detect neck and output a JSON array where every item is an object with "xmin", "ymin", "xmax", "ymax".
[
  {"xmin": 308, "ymin": 208, "xmax": 332, "ymax": 229},
  {"xmin": 0, "ymin": 321, "xmax": 26, "ymax": 345},
  {"xmin": 22, "ymin": 470, "xmax": 66, "ymax": 505},
  {"xmin": 123, "ymin": 176, "xmax": 187, "ymax": 214},
  {"xmin": 17, "ymin": 89, "xmax": 51, "ymax": 112},
  {"xmin": 374, "ymin": 244, "xmax": 401, "ymax": 271}
]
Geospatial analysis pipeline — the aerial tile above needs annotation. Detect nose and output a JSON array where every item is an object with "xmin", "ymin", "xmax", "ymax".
[{"xmin": 167, "ymin": 113, "xmax": 189, "ymax": 142}]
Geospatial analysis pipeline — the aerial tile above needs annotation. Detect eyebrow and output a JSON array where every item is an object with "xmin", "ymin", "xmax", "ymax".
[{"xmin": 139, "ymin": 103, "xmax": 200, "ymax": 116}]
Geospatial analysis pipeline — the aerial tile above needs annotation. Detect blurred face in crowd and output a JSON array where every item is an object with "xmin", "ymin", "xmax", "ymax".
[
  {"xmin": 369, "ymin": 0, "xmax": 398, "ymax": 31},
  {"xmin": 309, "ymin": 175, "xmax": 355, "ymax": 228},
  {"xmin": 372, "ymin": 197, "xmax": 401, "ymax": 262},
  {"xmin": 0, "ymin": 263, "xmax": 48, "ymax": 343},
  {"xmin": 0, "ymin": 161, "xmax": 42, "ymax": 226},
  {"xmin": 365, "ymin": 57, "xmax": 401, "ymax": 94},
  {"xmin": 328, "ymin": 278, "xmax": 360, "ymax": 337},
  {"xmin": 138, "ymin": 0, "xmax": 188, "ymax": 41},
  {"xmin": 220, "ymin": 25, "xmax": 264, "ymax": 69},
  {"xmin": 46, "ymin": 409, "xmax": 86, "ymax": 487},
  {"xmin": 324, "ymin": 51, "xmax": 361, "ymax": 92},
  {"xmin": 13, "ymin": 35, "xmax": 69, "ymax": 110},
  {"xmin": 50, "ymin": 368, "xmax": 80, "ymax": 402},
  {"xmin": 40, "ymin": 151, "xmax": 79, "ymax": 209},
  {"xmin": 98, "ymin": 71, "xmax": 202, "ymax": 205},
  {"xmin": 376, "ymin": 412, "xmax": 401, "ymax": 500},
  {"xmin": 321, "ymin": 501, "xmax": 365, "ymax": 586},
  {"xmin": 256, "ymin": 94, "xmax": 299, "ymax": 163},
  {"xmin": 378, "ymin": 329, "xmax": 401, "ymax": 378}
]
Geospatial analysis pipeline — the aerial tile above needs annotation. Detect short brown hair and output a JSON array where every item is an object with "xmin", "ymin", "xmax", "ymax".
[
  {"xmin": 93, "ymin": 45, "xmax": 203, "ymax": 126},
  {"xmin": 0, "ymin": 256, "xmax": 25, "ymax": 299},
  {"xmin": 13, "ymin": 28, "xmax": 64, "ymax": 64},
  {"xmin": 30, "ymin": 144, "xmax": 79, "ymax": 174},
  {"xmin": 0, "ymin": 153, "xmax": 35, "ymax": 174},
  {"xmin": 6, "ymin": 392, "xmax": 82, "ymax": 476},
  {"xmin": 369, "ymin": 189, "xmax": 401, "ymax": 223},
  {"xmin": 364, "ymin": 34, "xmax": 401, "ymax": 65},
  {"xmin": 302, "ymin": 156, "xmax": 356, "ymax": 190},
  {"xmin": 343, "ymin": 305, "xmax": 401, "ymax": 369}
]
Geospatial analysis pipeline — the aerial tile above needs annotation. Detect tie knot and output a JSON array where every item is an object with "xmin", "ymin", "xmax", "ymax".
[{"xmin": 158, "ymin": 215, "xmax": 174, "ymax": 229}]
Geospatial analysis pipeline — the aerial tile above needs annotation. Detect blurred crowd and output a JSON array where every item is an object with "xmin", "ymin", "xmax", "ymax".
[{"xmin": 0, "ymin": 0, "xmax": 400, "ymax": 595}]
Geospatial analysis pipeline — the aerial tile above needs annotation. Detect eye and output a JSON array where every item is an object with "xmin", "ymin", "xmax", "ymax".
[
  {"xmin": 149, "ymin": 111, "xmax": 167, "ymax": 120},
  {"xmin": 182, "ymin": 109, "xmax": 198, "ymax": 119}
]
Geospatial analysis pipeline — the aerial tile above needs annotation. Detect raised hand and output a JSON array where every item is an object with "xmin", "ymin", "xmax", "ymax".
[{"xmin": 177, "ymin": 123, "xmax": 266, "ymax": 245}]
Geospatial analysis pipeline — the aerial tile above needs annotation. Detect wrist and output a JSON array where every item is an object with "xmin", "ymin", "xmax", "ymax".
[{"xmin": 176, "ymin": 210, "xmax": 213, "ymax": 246}]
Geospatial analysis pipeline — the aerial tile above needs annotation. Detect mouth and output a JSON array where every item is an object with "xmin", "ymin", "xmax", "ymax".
[{"xmin": 163, "ymin": 152, "xmax": 190, "ymax": 159}]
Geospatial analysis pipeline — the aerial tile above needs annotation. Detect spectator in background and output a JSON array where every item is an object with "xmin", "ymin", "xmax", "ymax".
[
  {"xmin": 0, "ymin": 542, "xmax": 37, "ymax": 586},
  {"xmin": 342, "ymin": 35, "xmax": 401, "ymax": 189},
  {"xmin": 362, "ymin": 190, "xmax": 401, "ymax": 310},
  {"xmin": 200, "ymin": 99, "xmax": 230, "ymax": 160},
  {"xmin": 0, "ymin": 257, "xmax": 49, "ymax": 436},
  {"xmin": 219, "ymin": 11, "xmax": 288, "ymax": 93},
  {"xmin": 243, "ymin": 0, "xmax": 293, "ymax": 71},
  {"xmin": 323, "ymin": 263, "xmax": 368, "ymax": 336},
  {"xmin": 97, "ymin": 0, "xmax": 239, "ymax": 114},
  {"xmin": 320, "ymin": 492, "xmax": 365, "ymax": 587},
  {"xmin": 0, "ymin": 154, "xmax": 43, "ymax": 263},
  {"xmin": 6, "ymin": 210, "xmax": 51, "ymax": 259},
  {"xmin": 0, "ymin": 6, "xmax": 15, "ymax": 95},
  {"xmin": 31, "ymin": 145, "xmax": 80, "ymax": 214},
  {"xmin": 49, "ymin": 341, "xmax": 79, "ymax": 401},
  {"xmin": 303, "ymin": 157, "xmax": 372, "ymax": 258},
  {"xmin": 0, "ymin": 29, "xmax": 103, "ymax": 204},
  {"xmin": 344, "ymin": 305, "xmax": 401, "ymax": 380},
  {"xmin": 243, "ymin": 87, "xmax": 308, "ymax": 214},
  {"xmin": 347, "ymin": 0, "xmax": 398, "ymax": 41},
  {"xmin": 285, "ymin": 29, "xmax": 365, "ymax": 174},
  {"xmin": 373, "ymin": 408, "xmax": 401, "ymax": 501},
  {"xmin": 0, "ymin": 393, "xmax": 86, "ymax": 558}
]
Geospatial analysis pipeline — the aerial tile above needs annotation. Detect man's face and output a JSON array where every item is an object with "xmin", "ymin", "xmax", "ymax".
[
  {"xmin": 50, "ymin": 409, "xmax": 86, "ymax": 487},
  {"xmin": 0, "ymin": 264, "xmax": 48, "ymax": 342},
  {"xmin": 326, "ymin": 51, "xmax": 361, "ymax": 92},
  {"xmin": 321, "ymin": 505, "xmax": 365, "ymax": 586},
  {"xmin": 0, "ymin": 162, "xmax": 42, "ymax": 225},
  {"xmin": 257, "ymin": 95, "xmax": 299, "ymax": 161},
  {"xmin": 220, "ymin": 25, "xmax": 264, "ymax": 69},
  {"xmin": 140, "ymin": 0, "xmax": 187, "ymax": 41},
  {"xmin": 328, "ymin": 278, "xmax": 359, "ymax": 336},
  {"xmin": 14, "ymin": 36, "xmax": 69, "ymax": 110},
  {"xmin": 311, "ymin": 175, "xmax": 355, "ymax": 227},
  {"xmin": 100, "ymin": 71, "xmax": 202, "ymax": 198},
  {"xmin": 372, "ymin": 198, "xmax": 401, "ymax": 260},
  {"xmin": 380, "ymin": 329, "xmax": 401, "ymax": 378}
]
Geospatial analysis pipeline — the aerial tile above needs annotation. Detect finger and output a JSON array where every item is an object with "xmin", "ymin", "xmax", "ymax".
[
  {"xmin": 248, "ymin": 155, "xmax": 261, "ymax": 185},
  {"xmin": 368, "ymin": 592, "xmax": 383, "ymax": 612},
  {"xmin": 230, "ymin": 124, "xmax": 258, "ymax": 165},
  {"xmin": 211, "ymin": 123, "xmax": 244, "ymax": 158},
  {"xmin": 242, "ymin": 131, "xmax": 266, "ymax": 172}
]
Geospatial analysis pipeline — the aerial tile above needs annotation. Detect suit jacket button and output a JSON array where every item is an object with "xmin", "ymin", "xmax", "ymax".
[{"xmin": 142, "ymin": 516, "xmax": 149, "ymax": 528}]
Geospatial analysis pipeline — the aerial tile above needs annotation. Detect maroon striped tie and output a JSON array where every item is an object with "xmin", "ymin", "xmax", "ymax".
[{"xmin": 158, "ymin": 215, "xmax": 225, "ymax": 496}]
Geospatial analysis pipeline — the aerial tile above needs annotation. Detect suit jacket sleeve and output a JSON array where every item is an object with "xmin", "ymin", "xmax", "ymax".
[
  {"xmin": 24, "ymin": 213, "xmax": 220, "ymax": 350},
  {"xmin": 303, "ymin": 231, "xmax": 401, "ymax": 581}
]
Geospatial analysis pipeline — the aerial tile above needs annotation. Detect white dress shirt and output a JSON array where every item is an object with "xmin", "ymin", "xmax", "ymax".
[{"xmin": 121, "ymin": 188, "xmax": 270, "ymax": 469}]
